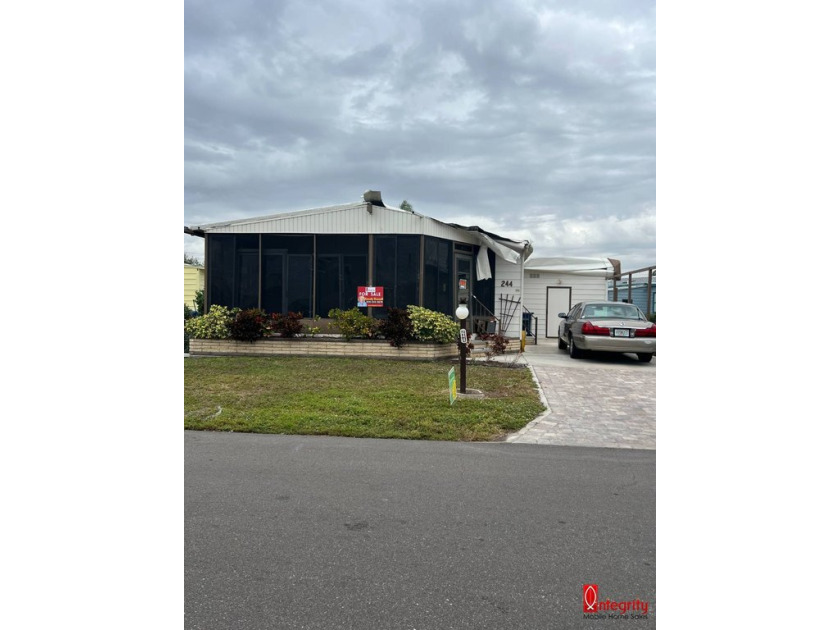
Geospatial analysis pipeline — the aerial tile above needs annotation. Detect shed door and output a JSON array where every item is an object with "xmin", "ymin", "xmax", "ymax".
[{"xmin": 545, "ymin": 287, "xmax": 572, "ymax": 338}]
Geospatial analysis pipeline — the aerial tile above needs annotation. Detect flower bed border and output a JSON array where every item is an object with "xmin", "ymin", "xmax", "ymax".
[{"xmin": 188, "ymin": 337, "xmax": 459, "ymax": 360}]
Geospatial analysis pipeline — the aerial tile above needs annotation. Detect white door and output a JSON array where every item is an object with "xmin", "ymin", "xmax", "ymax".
[{"xmin": 545, "ymin": 287, "xmax": 571, "ymax": 338}]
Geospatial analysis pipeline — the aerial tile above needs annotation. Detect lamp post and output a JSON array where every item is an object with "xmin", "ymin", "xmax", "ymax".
[{"xmin": 455, "ymin": 301, "xmax": 470, "ymax": 394}]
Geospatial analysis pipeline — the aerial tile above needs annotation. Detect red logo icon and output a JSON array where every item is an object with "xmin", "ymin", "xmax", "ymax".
[{"xmin": 583, "ymin": 584, "xmax": 598, "ymax": 612}]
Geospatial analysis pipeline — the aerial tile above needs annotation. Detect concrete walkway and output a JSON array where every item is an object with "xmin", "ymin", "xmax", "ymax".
[{"xmin": 505, "ymin": 341, "xmax": 656, "ymax": 449}]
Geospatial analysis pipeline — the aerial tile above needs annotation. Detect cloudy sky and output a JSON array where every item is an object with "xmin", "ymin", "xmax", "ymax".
[{"xmin": 184, "ymin": 0, "xmax": 655, "ymax": 271}]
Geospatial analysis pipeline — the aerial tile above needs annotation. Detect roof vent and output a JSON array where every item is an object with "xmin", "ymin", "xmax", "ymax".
[{"xmin": 363, "ymin": 190, "xmax": 385, "ymax": 207}]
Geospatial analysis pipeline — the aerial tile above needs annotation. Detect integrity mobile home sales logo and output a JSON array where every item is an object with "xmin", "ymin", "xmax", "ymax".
[
  {"xmin": 583, "ymin": 584, "xmax": 650, "ymax": 619},
  {"xmin": 583, "ymin": 584, "xmax": 599, "ymax": 612}
]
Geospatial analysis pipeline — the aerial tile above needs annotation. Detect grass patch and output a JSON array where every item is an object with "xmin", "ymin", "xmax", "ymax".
[{"xmin": 184, "ymin": 356, "xmax": 545, "ymax": 441}]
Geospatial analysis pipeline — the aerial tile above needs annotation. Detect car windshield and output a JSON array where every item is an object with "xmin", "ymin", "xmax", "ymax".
[{"xmin": 582, "ymin": 304, "xmax": 644, "ymax": 320}]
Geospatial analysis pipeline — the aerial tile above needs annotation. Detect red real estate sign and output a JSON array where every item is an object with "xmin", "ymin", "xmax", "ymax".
[{"xmin": 357, "ymin": 286, "xmax": 384, "ymax": 307}]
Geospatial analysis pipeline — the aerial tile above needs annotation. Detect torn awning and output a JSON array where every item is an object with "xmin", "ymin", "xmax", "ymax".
[
  {"xmin": 445, "ymin": 222, "xmax": 533, "ymax": 280},
  {"xmin": 524, "ymin": 256, "xmax": 617, "ymax": 278}
]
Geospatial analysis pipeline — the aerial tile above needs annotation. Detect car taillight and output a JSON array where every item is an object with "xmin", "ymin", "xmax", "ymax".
[
  {"xmin": 581, "ymin": 321, "xmax": 610, "ymax": 335},
  {"xmin": 635, "ymin": 324, "xmax": 656, "ymax": 338}
]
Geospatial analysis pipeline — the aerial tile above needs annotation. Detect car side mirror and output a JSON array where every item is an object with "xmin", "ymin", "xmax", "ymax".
[{"xmin": 558, "ymin": 313, "xmax": 566, "ymax": 318}]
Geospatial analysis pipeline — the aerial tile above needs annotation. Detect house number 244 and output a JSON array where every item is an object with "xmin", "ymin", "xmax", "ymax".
[{"xmin": 500, "ymin": 280, "xmax": 514, "ymax": 287}]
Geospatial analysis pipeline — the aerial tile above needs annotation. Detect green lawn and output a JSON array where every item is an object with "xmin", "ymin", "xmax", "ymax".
[{"xmin": 184, "ymin": 356, "xmax": 545, "ymax": 441}]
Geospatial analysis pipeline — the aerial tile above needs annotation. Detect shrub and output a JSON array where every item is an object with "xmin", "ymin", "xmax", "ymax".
[
  {"xmin": 305, "ymin": 314, "xmax": 322, "ymax": 337},
  {"xmin": 270, "ymin": 312, "xmax": 304, "ymax": 338},
  {"xmin": 328, "ymin": 307, "xmax": 379, "ymax": 340},
  {"xmin": 193, "ymin": 290, "xmax": 205, "ymax": 314},
  {"xmin": 230, "ymin": 308, "xmax": 269, "ymax": 342},
  {"xmin": 184, "ymin": 304, "xmax": 195, "ymax": 321},
  {"xmin": 184, "ymin": 305, "xmax": 235, "ymax": 339},
  {"xmin": 485, "ymin": 333, "xmax": 509, "ymax": 358},
  {"xmin": 647, "ymin": 313, "xmax": 656, "ymax": 323},
  {"xmin": 379, "ymin": 308, "xmax": 413, "ymax": 347},
  {"xmin": 406, "ymin": 305, "xmax": 458, "ymax": 343}
]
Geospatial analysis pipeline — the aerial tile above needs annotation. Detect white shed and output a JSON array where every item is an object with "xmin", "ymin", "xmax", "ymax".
[{"xmin": 521, "ymin": 257, "xmax": 618, "ymax": 342}]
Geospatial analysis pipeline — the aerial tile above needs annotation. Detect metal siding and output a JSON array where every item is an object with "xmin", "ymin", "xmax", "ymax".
[
  {"xmin": 521, "ymin": 273, "xmax": 610, "ymax": 338},
  {"xmin": 560, "ymin": 274, "xmax": 609, "ymax": 305},
  {"xmin": 184, "ymin": 266, "xmax": 205, "ymax": 308},
  {"xmin": 611, "ymin": 284, "xmax": 656, "ymax": 313},
  {"xmin": 522, "ymin": 273, "xmax": 553, "ymax": 338},
  {"xmin": 494, "ymin": 260, "xmax": 524, "ymax": 337}
]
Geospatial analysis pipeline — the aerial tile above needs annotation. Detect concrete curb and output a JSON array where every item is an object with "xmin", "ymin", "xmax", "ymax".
[{"xmin": 506, "ymin": 360, "xmax": 553, "ymax": 443}]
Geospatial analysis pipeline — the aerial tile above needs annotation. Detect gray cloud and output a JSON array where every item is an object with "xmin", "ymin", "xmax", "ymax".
[{"xmin": 185, "ymin": 0, "xmax": 655, "ymax": 271}]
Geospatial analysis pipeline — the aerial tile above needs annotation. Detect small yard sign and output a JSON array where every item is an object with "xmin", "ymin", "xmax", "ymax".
[
  {"xmin": 448, "ymin": 367, "xmax": 457, "ymax": 405},
  {"xmin": 357, "ymin": 286, "xmax": 384, "ymax": 307}
]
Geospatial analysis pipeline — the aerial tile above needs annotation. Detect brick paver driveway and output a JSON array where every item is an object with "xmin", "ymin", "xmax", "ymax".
[{"xmin": 506, "ymin": 342, "xmax": 656, "ymax": 449}]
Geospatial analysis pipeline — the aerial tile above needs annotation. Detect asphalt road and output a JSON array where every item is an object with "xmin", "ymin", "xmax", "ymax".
[{"xmin": 185, "ymin": 432, "xmax": 656, "ymax": 629}]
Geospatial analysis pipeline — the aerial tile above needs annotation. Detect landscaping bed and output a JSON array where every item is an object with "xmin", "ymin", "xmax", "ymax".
[{"xmin": 183, "ymin": 305, "xmax": 510, "ymax": 362}]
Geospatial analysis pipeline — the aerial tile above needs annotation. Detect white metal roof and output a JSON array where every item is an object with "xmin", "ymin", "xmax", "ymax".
[
  {"xmin": 190, "ymin": 202, "xmax": 367, "ymax": 231},
  {"xmin": 186, "ymin": 193, "xmax": 534, "ymax": 265}
]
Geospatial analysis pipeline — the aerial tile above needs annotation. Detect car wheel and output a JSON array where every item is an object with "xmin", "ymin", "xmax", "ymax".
[
  {"xmin": 558, "ymin": 336, "xmax": 567, "ymax": 350},
  {"xmin": 637, "ymin": 353, "xmax": 653, "ymax": 363},
  {"xmin": 569, "ymin": 336, "xmax": 581, "ymax": 359}
]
